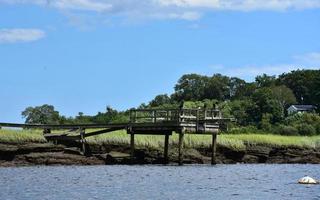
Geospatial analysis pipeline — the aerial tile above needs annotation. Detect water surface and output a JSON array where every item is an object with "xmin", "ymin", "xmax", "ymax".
[{"xmin": 0, "ymin": 164, "xmax": 319, "ymax": 200}]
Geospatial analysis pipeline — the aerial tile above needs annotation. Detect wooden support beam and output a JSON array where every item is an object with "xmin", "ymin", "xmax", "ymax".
[
  {"xmin": 84, "ymin": 127, "xmax": 123, "ymax": 138},
  {"xmin": 44, "ymin": 135, "xmax": 81, "ymax": 141},
  {"xmin": 164, "ymin": 134, "xmax": 170, "ymax": 164},
  {"xmin": 211, "ymin": 133, "xmax": 217, "ymax": 165},
  {"xmin": 178, "ymin": 132, "xmax": 184, "ymax": 166}
]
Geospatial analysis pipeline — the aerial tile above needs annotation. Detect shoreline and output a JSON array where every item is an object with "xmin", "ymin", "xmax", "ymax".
[{"xmin": 1, "ymin": 142, "xmax": 320, "ymax": 167}]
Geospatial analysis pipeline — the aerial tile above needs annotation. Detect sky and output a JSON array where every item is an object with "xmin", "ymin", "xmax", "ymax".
[{"xmin": 0, "ymin": 0, "xmax": 320, "ymax": 123}]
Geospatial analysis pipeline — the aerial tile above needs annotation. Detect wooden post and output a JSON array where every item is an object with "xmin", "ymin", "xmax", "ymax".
[
  {"xmin": 178, "ymin": 132, "xmax": 184, "ymax": 165},
  {"xmin": 211, "ymin": 133, "xmax": 217, "ymax": 165},
  {"xmin": 80, "ymin": 128, "xmax": 86, "ymax": 156},
  {"xmin": 132, "ymin": 110, "xmax": 137, "ymax": 123},
  {"xmin": 153, "ymin": 110, "xmax": 157, "ymax": 123},
  {"xmin": 164, "ymin": 134, "xmax": 169, "ymax": 164},
  {"xmin": 196, "ymin": 109, "xmax": 199, "ymax": 133},
  {"xmin": 130, "ymin": 132, "xmax": 135, "ymax": 159}
]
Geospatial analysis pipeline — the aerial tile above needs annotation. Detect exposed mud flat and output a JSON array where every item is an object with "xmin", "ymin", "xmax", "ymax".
[{"xmin": 1, "ymin": 142, "xmax": 320, "ymax": 167}]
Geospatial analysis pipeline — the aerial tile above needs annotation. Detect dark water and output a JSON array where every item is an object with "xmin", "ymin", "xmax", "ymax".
[{"xmin": 0, "ymin": 164, "xmax": 319, "ymax": 200}]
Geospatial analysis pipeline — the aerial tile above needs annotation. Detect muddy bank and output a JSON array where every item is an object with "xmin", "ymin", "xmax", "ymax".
[{"xmin": 0, "ymin": 142, "xmax": 320, "ymax": 167}]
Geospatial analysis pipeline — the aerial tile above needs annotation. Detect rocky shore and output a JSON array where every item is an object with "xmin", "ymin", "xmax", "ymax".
[{"xmin": 1, "ymin": 142, "xmax": 320, "ymax": 167}]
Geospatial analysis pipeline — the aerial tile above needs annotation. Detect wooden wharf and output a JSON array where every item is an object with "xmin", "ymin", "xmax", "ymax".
[{"xmin": 0, "ymin": 108, "xmax": 228, "ymax": 165}]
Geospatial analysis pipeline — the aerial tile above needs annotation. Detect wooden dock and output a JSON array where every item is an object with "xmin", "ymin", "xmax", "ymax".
[{"xmin": 0, "ymin": 108, "xmax": 228, "ymax": 165}]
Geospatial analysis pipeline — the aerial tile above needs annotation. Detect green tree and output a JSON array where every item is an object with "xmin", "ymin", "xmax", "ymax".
[
  {"xmin": 255, "ymin": 74, "xmax": 276, "ymax": 88},
  {"xmin": 21, "ymin": 104, "xmax": 61, "ymax": 124},
  {"xmin": 251, "ymin": 87, "xmax": 284, "ymax": 124},
  {"xmin": 204, "ymin": 74, "xmax": 230, "ymax": 101},
  {"xmin": 233, "ymin": 82, "xmax": 257, "ymax": 99},
  {"xmin": 278, "ymin": 69, "xmax": 320, "ymax": 106},
  {"xmin": 229, "ymin": 77, "xmax": 246, "ymax": 99},
  {"xmin": 173, "ymin": 74, "xmax": 208, "ymax": 101},
  {"xmin": 228, "ymin": 99, "xmax": 256, "ymax": 126},
  {"xmin": 149, "ymin": 94, "xmax": 171, "ymax": 107},
  {"xmin": 271, "ymin": 85, "xmax": 297, "ymax": 109}
]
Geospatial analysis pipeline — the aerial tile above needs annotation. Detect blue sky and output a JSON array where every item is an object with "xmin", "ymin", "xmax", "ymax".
[{"xmin": 0, "ymin": 0, "xmax": 320, "ymax": 122}]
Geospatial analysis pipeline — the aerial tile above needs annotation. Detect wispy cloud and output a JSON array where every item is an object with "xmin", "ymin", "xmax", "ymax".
[
  {"xmin": 294, "ymin": 52, "xmax": 320, "ymax": 66},
  {"xmin": 159, "ymin": 0, "xmax": 320, "ymax": 11},
  {"xmin": 1, "ymin": 0, "xmax": 320, "ymax": 21},
  {"xmin": 207, "ymin": 52, "xmax": 320, "ymax": 80},
  {"xmin": 0, "ymin": 29, "xmax": 46, "ymax": 43}
]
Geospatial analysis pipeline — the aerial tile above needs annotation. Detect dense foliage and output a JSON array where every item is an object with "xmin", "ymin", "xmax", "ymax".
[{"xmin": 21, "ymin": 69, "xmax": 320, "ymax": 135}]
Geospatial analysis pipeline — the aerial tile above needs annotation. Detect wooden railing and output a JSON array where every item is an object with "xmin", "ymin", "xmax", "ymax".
[{"xmin": 129, "ymin": 108, "xmax": 221, "ymax": 124}]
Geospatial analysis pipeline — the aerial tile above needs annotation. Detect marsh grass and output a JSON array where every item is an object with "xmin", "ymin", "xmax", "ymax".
[
  {"xmin": 0, "ymin": 129, "xmax": 319, "ymax": 150},
  {"xmin": 0, "ymin": 129, "xmax": 46, "ymax": 144}
]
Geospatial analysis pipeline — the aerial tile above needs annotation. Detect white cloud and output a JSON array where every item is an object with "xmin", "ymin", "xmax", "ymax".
[
  {"xmin": 294, "ymin": 52, "xmax": 320, "ymax": 66},
  {"xmin": 207, "ymin": 52, "xmax": 320, "ymax": 80},
  {"xmin": 0, "ymin": 29, "xmax": 45, "ymax": 43},
  {"xmin": 1, "ymin": 0, "xmax": 320, "ymax": 21},
  {"xmin": 0, "ymin": 0, "xmax": 112, "ymax": 12},
  {"xmin": 166, "ymin": 11, "xmax": 202, "ymax": 20},
  {"xmin": 159, "ymin": 0, "xmax": 320, "ymax": 11},
  {"xmin": 52, "ymin": 0, "xmax": 112, "ymax": 12}
]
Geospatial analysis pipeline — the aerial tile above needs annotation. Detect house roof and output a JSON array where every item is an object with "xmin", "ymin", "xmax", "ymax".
[{"xmin": 290, "ymin": 105, "xmax": 317, "ymax": 111}]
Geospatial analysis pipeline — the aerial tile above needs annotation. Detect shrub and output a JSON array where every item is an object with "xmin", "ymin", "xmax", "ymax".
[
  {"xmin": 296, "ymin": 124, "xmax": 317, "ymax": 136},
  {"xmin": 285, "ymin": 113, "xmax": 320, "ymax": 127},
  {"xmin": 226, "ymin": 126, "xmax": 261, "ymax": 134},
  {"xmin": 316, "ymin": 124, "xmax": 320, "ymax": 135},
  {"xmin": 277, "ymin": 125, "xmax": 299, "ymax": 136},
  {"xmin": 260, "ymin": 113, "xmax": 272, "ymax": 131}
]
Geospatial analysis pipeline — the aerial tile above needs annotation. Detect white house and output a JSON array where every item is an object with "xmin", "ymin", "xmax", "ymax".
[{"xmin": 287, "ymin": 105, "xmax": 317, "ymax": 115}]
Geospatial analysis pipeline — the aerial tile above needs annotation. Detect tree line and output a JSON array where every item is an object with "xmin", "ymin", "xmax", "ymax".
[{"xmin": 22, "ymin": 69, "xmax": 320, "ymax": 135}]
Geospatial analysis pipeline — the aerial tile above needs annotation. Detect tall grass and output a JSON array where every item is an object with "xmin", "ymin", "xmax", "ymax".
[
  {"xmin": 0, "ymin": 129, "xmax": 46, "ymax": 144},
  {"xmin": 1, "ymin": 129, "xmax": 319, "ymax": 150}
]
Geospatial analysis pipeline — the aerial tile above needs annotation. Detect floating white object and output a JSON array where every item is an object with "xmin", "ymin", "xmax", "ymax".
[{"xmin": 298, "ymin": 176, "xmax": 318, "ymax": 184}]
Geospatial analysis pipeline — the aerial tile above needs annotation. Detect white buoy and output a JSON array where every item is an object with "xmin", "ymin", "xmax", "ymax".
[{"xmin": 298, "ymin": 176, "xmax": 318, "ymax": 184}]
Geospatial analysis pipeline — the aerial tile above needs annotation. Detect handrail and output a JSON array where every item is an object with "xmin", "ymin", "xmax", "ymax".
[
  {"xmin": 130, "ymin": 108, "xmax": 220, "ymax": 112},
  {"xmin": 0, "ymin": 109, "xmax": 226, "ymax": 130},
  {"xmin": 129, "ymin": 108, "xmax": 222, "ymax": 124}
]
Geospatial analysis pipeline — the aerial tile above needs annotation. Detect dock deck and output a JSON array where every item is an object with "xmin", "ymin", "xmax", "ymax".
[{"xmin": 0, "ymin": 108, "xmax": 229, "ymax": 165}]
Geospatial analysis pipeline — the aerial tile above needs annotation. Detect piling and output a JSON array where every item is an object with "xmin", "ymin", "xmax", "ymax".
[
  {"xmin": 164, "ymin": 134, "xmax": 170, "ymax": 164},
  {"xmin": 130, "ymin": 132, "xmax": 135, "ymax": 159},
  {"xmin": 211, "ymin": 133, "xmax": 217, "ymax": 165},
  {"xmin": 178, "ymin": 132, "xmax": 184, "ymax": 165},
  {"xmin": 80, "ymin": 128, "xmax": 86, "ymax": 155}
]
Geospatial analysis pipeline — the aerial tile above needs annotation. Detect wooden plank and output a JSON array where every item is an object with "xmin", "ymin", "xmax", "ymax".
[
  {"xmin": 0, "ymin": 122, "xmax": 128, "ymax": 130},
  {"xmin": 128, "ymin": 131, "xmax": 173, "ymax": 135},
  {"xmin": 84, "ymin": 127, "xmax": 123, "ymax": 138}
]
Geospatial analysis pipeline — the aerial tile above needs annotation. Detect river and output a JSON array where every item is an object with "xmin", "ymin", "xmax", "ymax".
[{"xmin": 0, "ymin": 164, "xmax": 319, "ymax": 200}]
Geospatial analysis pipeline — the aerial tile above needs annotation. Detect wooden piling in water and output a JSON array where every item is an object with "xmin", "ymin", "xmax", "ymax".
[{"xmin": 211, "ymin": 133, "xmax": 217, "ymax": 165}]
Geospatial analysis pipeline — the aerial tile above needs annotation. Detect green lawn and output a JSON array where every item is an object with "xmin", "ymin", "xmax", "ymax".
[{"xmin": 0, "ymin": 129, "xmax": 319, "ymax": 151}]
